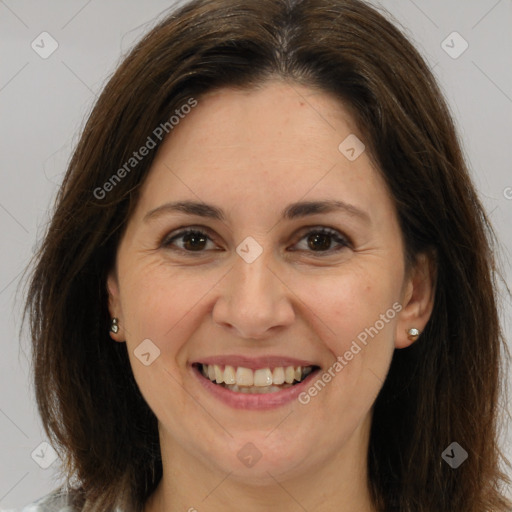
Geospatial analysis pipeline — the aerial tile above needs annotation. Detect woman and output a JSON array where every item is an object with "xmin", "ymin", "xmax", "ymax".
[{"xmin": 19, "ymin": 0, "xmax": 511, "ymax": 510}]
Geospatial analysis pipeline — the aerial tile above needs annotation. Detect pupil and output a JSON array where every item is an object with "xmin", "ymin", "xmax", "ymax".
[
  {"xmin": 308, "ymin": 233, "xmax": 331, "ymax": 251},
  {"xmin": 184, "ymin": 232, "xmax": 207, "ymax": 251}
]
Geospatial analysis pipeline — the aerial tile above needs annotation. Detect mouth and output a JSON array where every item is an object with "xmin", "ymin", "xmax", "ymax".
[{"xmin": 192, "ymin": 362, "xmax": 320, "ymax": 394}]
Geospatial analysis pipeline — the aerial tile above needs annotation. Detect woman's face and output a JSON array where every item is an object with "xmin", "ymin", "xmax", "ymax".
[{"xmin": 108, "ymin": 80, "xmax": 433, "ymax": 486}]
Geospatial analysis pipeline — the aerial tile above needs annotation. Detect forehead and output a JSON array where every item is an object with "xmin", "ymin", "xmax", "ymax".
[
  {"xmin": 160, "ymin": 81, "xmax": 361, "ymax": 169},
  {"xmin": 134, "ymin": 81, "xmax": 394, "ymax": 223}
]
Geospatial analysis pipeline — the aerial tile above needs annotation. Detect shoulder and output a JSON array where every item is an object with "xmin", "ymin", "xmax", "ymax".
[{"xmin": 1, "ymin": 490, "xmax": 76, "ymax": 512}]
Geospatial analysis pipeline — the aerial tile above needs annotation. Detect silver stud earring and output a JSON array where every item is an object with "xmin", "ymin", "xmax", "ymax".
[
  {"xmin": 110, "ymin": 317, "xmax": 119, "ymax": 334},
  {"xmin": 407, "ymin": 328, "xmax": 420, "ymax": 342}
]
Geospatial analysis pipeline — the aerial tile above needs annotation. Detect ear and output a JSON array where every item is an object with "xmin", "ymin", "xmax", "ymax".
[
  {"xmin": 107, "ymin": 269, "xmax": 125, "ymax": 343},
  {"xmin": 395, "ymin": 251, "xmax": 436, "ymax": 349}
]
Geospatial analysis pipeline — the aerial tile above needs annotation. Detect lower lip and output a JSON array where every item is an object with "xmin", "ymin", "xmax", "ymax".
[{"xmin": 190, "ymin": 364, "xmax": 321, "ymax": 410}]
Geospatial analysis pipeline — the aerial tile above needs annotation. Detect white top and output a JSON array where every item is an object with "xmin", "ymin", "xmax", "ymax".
[
  {"xmin": 0, "ymin": 491, "xmax": 124, "ymax": 512},
  {"xmin": 1, "ymin": 491, "xmax": 75, "ymax": 512}
]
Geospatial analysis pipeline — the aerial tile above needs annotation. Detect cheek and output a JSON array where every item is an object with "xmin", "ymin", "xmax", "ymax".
[
  {"xmin": 120, "ymin": 260, "xmax": 210, "ymax": 336},
  {"xmin": 295, "ymin": 273, "xmax": 397, "ymax": 425},
  {"xmin": 298, "ymin": 267, "xmax": 399, "ymax": 388},
  {"xmin": 303, "ymin": 266, "xmax": 398, "ymax": 337},
  {"xmin": 117, "ymin": 262, "xmax": 219, "ymax": 411}
]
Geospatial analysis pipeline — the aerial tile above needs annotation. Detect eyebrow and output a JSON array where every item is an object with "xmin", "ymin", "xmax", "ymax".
[{"xmin": 143, "ymin": 199, "xmax": 371, "ymax": 224}]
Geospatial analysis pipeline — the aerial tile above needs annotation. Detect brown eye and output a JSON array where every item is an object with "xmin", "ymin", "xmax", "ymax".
[
  {"xmin": 292, "ymin": 227, "xmax": 350, "ymax": 253},
  {"xmin": 307, "ymin": 232, "xmax": 333, "ymax": 251},
  {"xmin": 162, "ymin": 229, "xmax": 216, "ymax": 252},
  {"xmin": 181, "ymin": 231, "xmax": 208, "ymax": 251}
]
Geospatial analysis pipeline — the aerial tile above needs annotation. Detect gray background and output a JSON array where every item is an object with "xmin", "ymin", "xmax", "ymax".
[{"xmin": 1, "ymin": 0, "xmax": 511, "ymax": 508}]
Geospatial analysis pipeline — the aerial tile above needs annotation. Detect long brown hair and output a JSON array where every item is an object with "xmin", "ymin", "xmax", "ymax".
[{"xmin": 24, "ymin": 0, "xmax": 511, "ymax": 510}]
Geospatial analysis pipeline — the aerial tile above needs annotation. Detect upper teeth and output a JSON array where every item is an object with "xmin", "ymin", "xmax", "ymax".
[{"xmin": 201, "ymin": 364, "xmax": 313, "ymax": 387}]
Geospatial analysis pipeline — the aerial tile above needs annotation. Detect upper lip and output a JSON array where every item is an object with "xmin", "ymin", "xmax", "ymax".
[{"xmin": 191, "ymin": 355, "xmax": 319, "ymax": 370}]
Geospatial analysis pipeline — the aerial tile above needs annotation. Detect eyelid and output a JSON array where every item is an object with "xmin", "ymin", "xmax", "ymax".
[
  {"xmin": 290, "ymin": 225, "xmax": 352, "ymax": 251},
  {"xmin": 161, "ymin": 224, "xmax": 352, "ymax": 254},
  {"xmin": 160, "ymin": 225, "xmax": 220, "ymax": 248}
]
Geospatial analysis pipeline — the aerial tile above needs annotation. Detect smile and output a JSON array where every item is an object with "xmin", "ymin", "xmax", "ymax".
[
  {"xmin": 190, "ymin": 359, "xmax": 321, "ymax": 409},
  {"xmin": 198, "ymin": 363, "xmax": 315, "ymax": 393}
]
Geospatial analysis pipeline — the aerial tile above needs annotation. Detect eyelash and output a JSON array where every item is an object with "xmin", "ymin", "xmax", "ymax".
[{"xmin": 161, "ymin": 226, "xmax": 351, "ymax": 256}]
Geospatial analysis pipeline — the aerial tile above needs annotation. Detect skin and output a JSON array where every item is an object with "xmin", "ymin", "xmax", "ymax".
[{"xmin": 107, "ymin": 80, "xmax": 435, "ymax": 512}]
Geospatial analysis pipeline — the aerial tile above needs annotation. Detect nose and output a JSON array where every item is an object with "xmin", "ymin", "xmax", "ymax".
[{"xmin": 212, "ymin": 248, "xmax": 295, "ymax": 340}]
